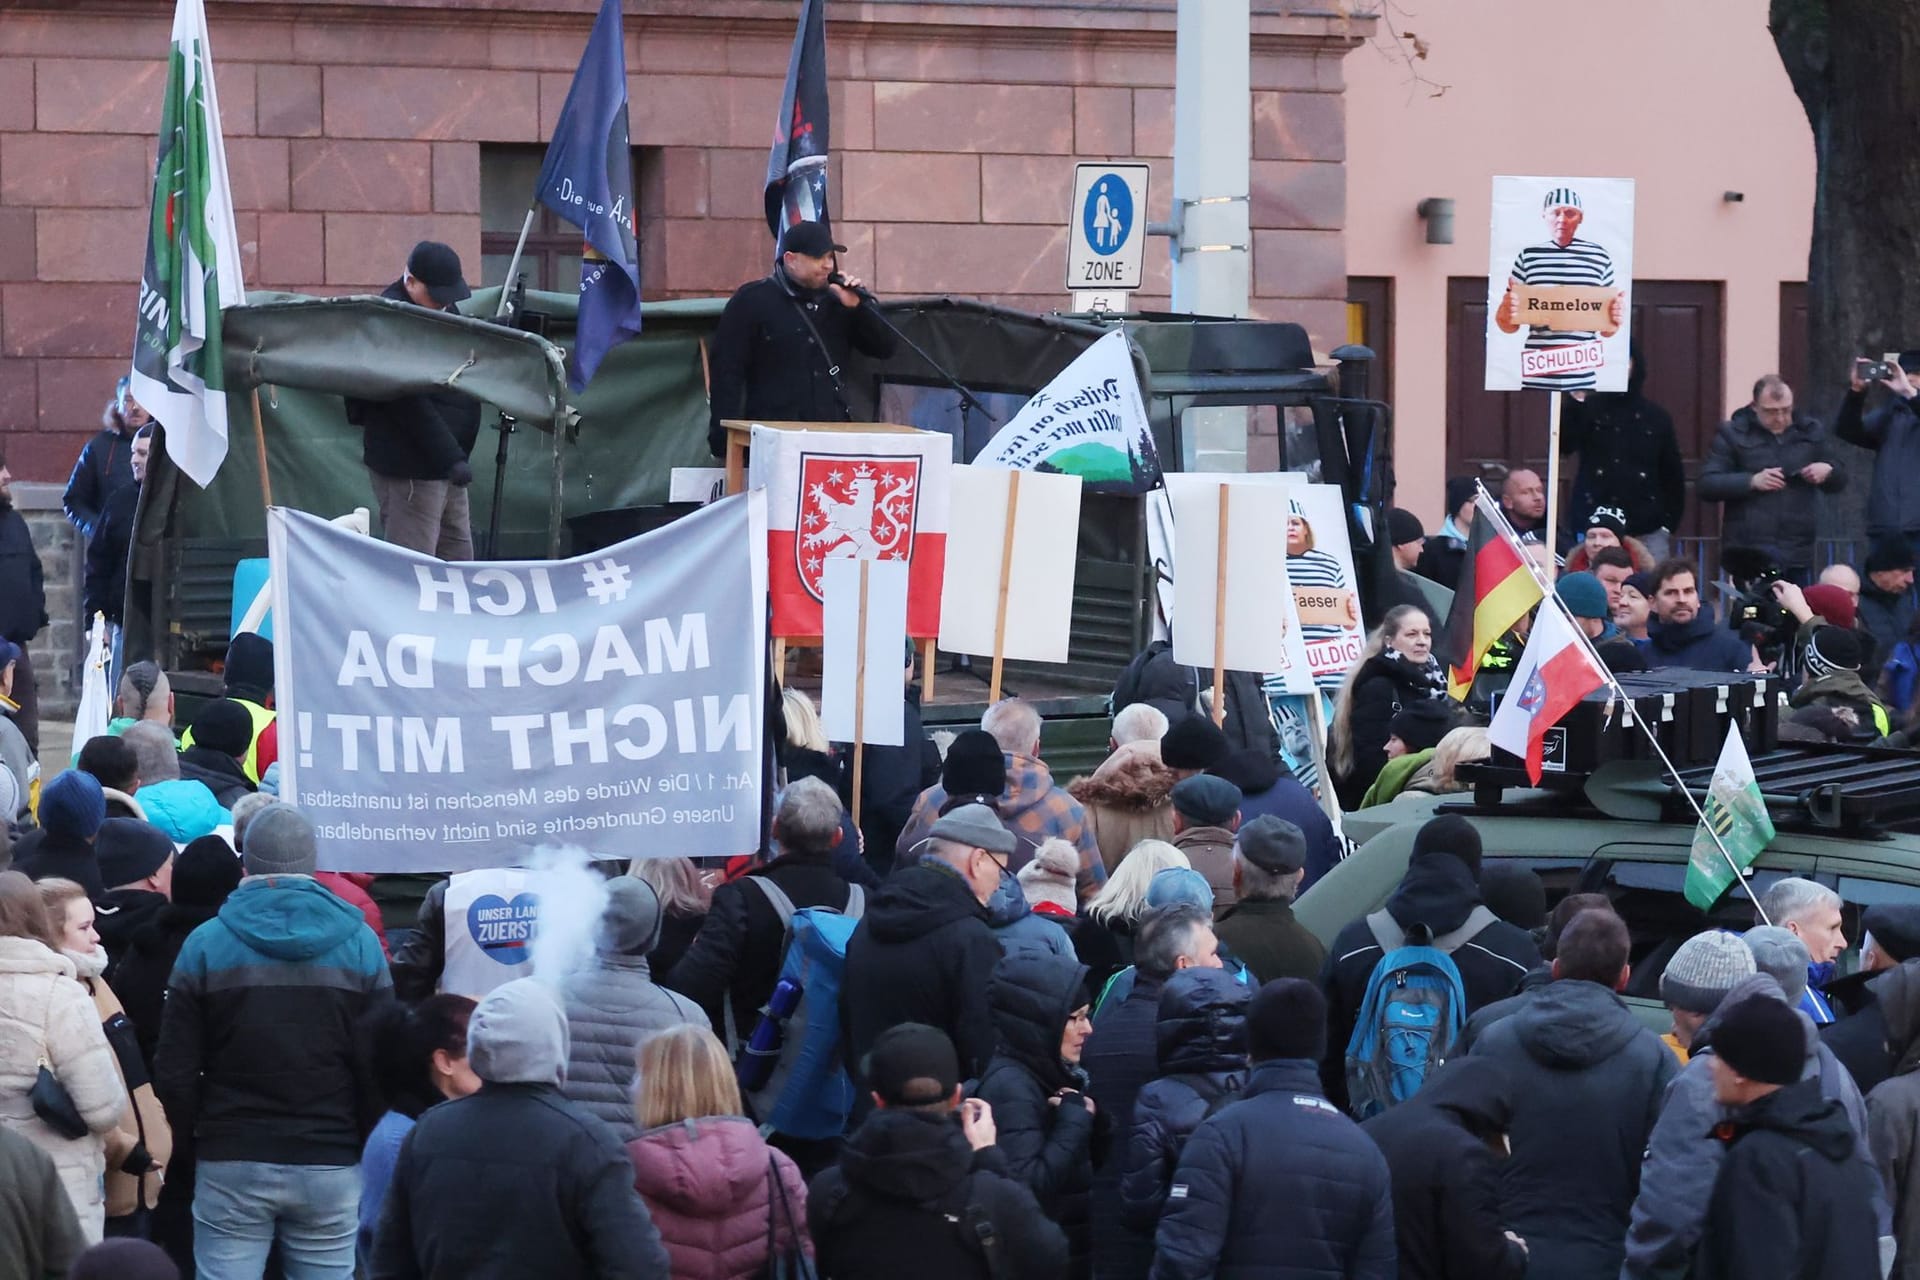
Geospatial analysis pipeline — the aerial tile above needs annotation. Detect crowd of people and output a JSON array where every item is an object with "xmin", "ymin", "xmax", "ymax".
[{"xmin": 0, "ymin": 592, "xmax": 1915, "ymax": 1280}]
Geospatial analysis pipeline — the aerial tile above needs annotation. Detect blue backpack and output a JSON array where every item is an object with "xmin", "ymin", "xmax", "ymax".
[
  {"xmin": 733, "ymin": 878, "xmax": 865, "ymax": 1141},
  {"xmin": 1342, "ymin": 906, "xmax": 1491, "ymax": 1120}
]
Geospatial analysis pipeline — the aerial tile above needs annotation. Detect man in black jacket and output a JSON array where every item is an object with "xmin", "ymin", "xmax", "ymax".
[
  {"xmin": 1321, "ymin": 816, "xmax": 1541, "ymax": 1108},
  {"xmin": 0, "ymin": 450, "xmax": 46, "ymax": 753},
  {"xmin": 1362, "ymin": 1056, "xmax": 1527, "ymax": 1280},
  {"xmin": 1559, "ymin": 346, "xmax": 1686, "ymax": 561},
  {"xmin": 843, "ymin": 804, "xmax": 1007, "ymax": 1083},
  {"xmin": 1693, "ymin": 993, "xmax": 1884, "ymax": 1280},
  {"xmin": 1698, "ymin": 375, "xmax": 1845, "ymax": 584},
  {"xmin": 371, "ymin": 977, "xmax": 670, "ymax": 1280},
  {"xmin": 1469, "ymin": 908, "xmax": 1676, "ymax": 1280},
  {"xmin": 83, "ymin": 425, "xmax": 150, "ymax": 658},
  {"xmin": 666, "ymin": 776, "xmax": 863, "ymax": 1034},
  {"xmin": 809, "ymin": 1022, "xmax": 1068, "ymax": 1280},
  {"xmin": 347, "ymin": 241, "xmax": 481, "ymax": 560},
  {"xmin": 1152, "ymin": 978, "xmax": 1395, "ymax": 1280},
  {"xmin": 63, "ymin": 377, "xmax": 145, "ymax": 541},
  {"xmin": 706, "ymin": 221, "xmax": 896, "ymax": 456}
]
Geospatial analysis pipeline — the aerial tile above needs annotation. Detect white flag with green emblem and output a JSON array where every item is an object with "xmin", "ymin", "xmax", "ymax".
[
  {"xmin": 1685, "ymin": 723, "xmax": 1775, "ymax": 910},
  {"xmin": 129, "ymin": 0, "xmax": 246, "ymax": 489}
]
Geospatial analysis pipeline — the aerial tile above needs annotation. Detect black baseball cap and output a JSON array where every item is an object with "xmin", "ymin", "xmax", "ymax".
[
  {"xmin": 780, "ymin": 221, "xmax": 847, "ymax": 258},
  {"xmin": 405, "ymin": 241, "xmax": 471, "ymax": 306},
  {"xmin": 864, "ymin": 1023, "xmax": 960, "ymax": 1106}
]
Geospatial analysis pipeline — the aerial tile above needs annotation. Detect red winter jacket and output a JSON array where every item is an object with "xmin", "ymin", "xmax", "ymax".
[
  {"xmin": 315, "ymin": 872, "xmax": 389, "ymax": 957},
  {"xmin": 627, "ymin": 1116, "xmax": 810, "ymax": 1280}
]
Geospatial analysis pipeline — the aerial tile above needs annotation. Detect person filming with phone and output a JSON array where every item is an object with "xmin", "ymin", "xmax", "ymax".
[{"xmin": 1834, "ymin": 351, "xmax": 1920, "ymax": 550}]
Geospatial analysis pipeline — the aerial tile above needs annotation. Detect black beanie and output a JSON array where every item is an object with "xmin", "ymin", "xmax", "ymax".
[
  {"xmin": 223, "ymin": 632, "xmax": 275, "ymax": 702},
  {"xmin": 1410, "ymin": 813, "xmax": 1483, "ymax": 879},
  {"xmin": 1866, "ymin": 537, "xmax": 1916, "ymax": 576},
  {"xmin": 190, "ymin": 699, "xmax": 255, "ymax": 759},
  {"xmin": 1479, "ymin": 863, "xmax": 1547, "ymax": 931},
  {"xmin": 1245, "ymin": 978, "xmax": 1327, "ymax": 1063},
  {"xmin": 172, "ymin": 835, "xmax": 244, "ymax": 909},
  {"xmin": 1161, "ymin": 713, "xmax": 1229, "ymax": 771},
  {"xmin": 1711, "ymin": 993, "xmax": 1806, "ymax": 1086},
  {"xmin": 1387, "ymin": 700, "xmax": 1453, "ymax": 754},
  {"xmin": 942, "ymin": 729, "xmax": 1006, "ymax": 801}
]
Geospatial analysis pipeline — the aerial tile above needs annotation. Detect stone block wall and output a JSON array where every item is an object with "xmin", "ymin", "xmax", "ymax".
[
  {"xmin": 2, "ymin": 0, "xmax": 1368, "ymax": 484},
  {"xmin": 14, "ymin": 482, "xmax": 79, "ymax": 717}
]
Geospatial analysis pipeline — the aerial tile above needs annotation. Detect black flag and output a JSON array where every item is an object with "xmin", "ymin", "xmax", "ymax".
[{"xmin": 764, "ymin": 0, "xmax": 831, "ymax": 240}]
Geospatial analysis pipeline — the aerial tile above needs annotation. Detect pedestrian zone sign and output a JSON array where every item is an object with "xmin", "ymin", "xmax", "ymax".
[{"xmin": 1067, "ymin": 163, "xmax": 1150, "ymax": 292}]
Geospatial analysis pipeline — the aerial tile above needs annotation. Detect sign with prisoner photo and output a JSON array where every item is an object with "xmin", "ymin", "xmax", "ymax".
[
  {"xmin": 268, "ymin": 495, "xmax": 768, "ymax": 872},
  {"xmin": 1486, "ymin": 176, "xmax": 1635, "ymax": 393}
]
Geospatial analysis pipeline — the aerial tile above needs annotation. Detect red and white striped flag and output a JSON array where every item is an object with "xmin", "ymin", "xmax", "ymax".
[
  {"xmin": 1487, "ymin": 604, "xmax": 1608, "ymax": 783},
  {"xmin": 749, "ymin": 425, "xmax": 950, "ymax": 638}
]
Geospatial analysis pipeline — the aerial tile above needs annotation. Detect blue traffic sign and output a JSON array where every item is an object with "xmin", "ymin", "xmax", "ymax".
[{"xmin": 1081, "ymin": 174, "xmax": 1134, "ymax": 258}]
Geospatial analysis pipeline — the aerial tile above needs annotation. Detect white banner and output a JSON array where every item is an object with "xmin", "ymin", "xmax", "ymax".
[
  {"xmin": 269, "ymin": 495, "xmax": 768, "ymax": 872},
  {"xmin": 975, "ymin": 330, "xmax": 1161, "ymax": 494},
  {"xmin": 1486, "ymin": 176, "xmax": 1635, "ymax": 393}
]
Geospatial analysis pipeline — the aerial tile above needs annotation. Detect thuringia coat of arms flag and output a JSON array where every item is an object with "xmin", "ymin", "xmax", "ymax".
[{"xmin": 749, "ymin": 425, "xmax": 951, "ymax": 639}]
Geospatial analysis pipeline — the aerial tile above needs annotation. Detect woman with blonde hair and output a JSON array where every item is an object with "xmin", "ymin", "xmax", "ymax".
[
  {"xmin": 1410, "ymin": 724, "xmax": 1493, "ymax": 796},
  {"xmin": 1073, "ymin": 839, "xmax": 1191, "ymax": 995},
  {"xmin": 0, "ymin": 872, "xmax": 126, "ymax": 1242},
  {"xmin": 779, "ymin": 687, "xmax": 837, "ymax": 786},
  {"xmin": 626, "ymin": 1024, "xmax": 810, "ymax": 1280},
  {"xmin": 1328, "ymin": 604, "xmax": 1446, "ymax": 811},
  {"xmin": 629, "ymin": 857, "xmax": 712, "ymax": 976}
]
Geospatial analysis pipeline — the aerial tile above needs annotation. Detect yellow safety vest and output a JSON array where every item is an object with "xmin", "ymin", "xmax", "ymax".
[{"xmin": 180, "ymin": 698, "xmax": 276, "ymax": 783}]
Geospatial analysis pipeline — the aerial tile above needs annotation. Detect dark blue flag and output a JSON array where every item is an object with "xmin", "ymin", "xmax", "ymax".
[
  {"xmin": 765, "ymin": 0, "xmax": 831, "ymax": 240},
  {"xmin": 536, "ymin": 0, "xmax": 641, "ymax": 391}
]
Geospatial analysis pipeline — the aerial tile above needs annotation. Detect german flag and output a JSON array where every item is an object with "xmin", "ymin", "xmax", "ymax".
[{"xmin": 1439, "ymin": 494, "xmax": 1544, "ymax": 699}]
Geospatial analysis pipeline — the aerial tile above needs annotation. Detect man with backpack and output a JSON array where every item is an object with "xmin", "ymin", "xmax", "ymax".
[
  {"xmin": 1320, "ymin": 815, "xmax": 1541, "ymax": 1113},
  {"xmin": 1467, "ymin": 908, "xmax": 1676, "ymax": 1280},
  {"xmin": 809, "ymin": 1023, "xmax": 1068, "ymax": 1280}
]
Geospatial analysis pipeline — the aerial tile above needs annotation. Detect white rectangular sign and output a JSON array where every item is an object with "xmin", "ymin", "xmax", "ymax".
[
  {"xmin": 1166, "ymin": 473, "xmax": 1314, "ymax": 688},
  {"xmin": 821, "ymin": 557, "xmax": 909, "ymax": 747},
  {"xmin": 1067, "ymin": 162, "xmax": 1150, "ymax": 292},
  {"xmin": 1486, "ymin": 175, "xmax": 1635, "ymax": 392},
  {"xmin": 938, "ymin": 466, "xmax": 1082, "ymax": 664}
]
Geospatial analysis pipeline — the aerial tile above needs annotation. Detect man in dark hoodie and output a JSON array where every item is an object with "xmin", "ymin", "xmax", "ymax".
[
  {"xmin": 1470, "ymin": 909, "xmax": 1676, "ymax": 1280},
  {"xmin": 808, "ymin": 1022, "xmax": 1068, "ymax": 1280},
  {"xmin": 1362, "ymin": 1056, "xmax": 1528, "ymax": 1280},
  {"xmin": 1695, "ymin": 993, "xmax": 1884, "ymax": 1280},
  {"xmin": 1558, "ymin": 346, "xmax": 1686, "ymax": 562},
  {"xmin": 843, "ymin": 804, "xmax": 1007, "ymax": 1084},
  {"xmin": 178, "ymin": 631, "xmax": 279, "ymax": 785},
  {"xmin": 1320, "ymin": 815, "xmax": 1541, "ymax": 1107},
  {"xmin": 1865, "ymin": 925, "xmax": 1920, "ymax": 1277},
  {"xmin": 345, "ymin": 241, "xmax": 482, "ymax": 561},
  {"xmin": 1456, "ymin": 891, "xmax": 1612, "ymax": 1051},
  {"xmin": 91, "ymin": 817, "xmax": 174, "ymax": 976},
  {"xmin": 156, "ymin": 805, "xmax": 391, "ymax": 1277},
  {"xmin": 174, "ymin": 699, "xmax": 258, "ymax": 809},
  {"xmin": 370, "ymin": 977, "xmax": 670, "ymax": 1279},
  {"xmin": 1824, "ymin": 903, "xmax": 1920, "ymax": 1094},
  {"xmin": 1834, "ymin": 352, "xmax": 1920, "ymax": 550}
]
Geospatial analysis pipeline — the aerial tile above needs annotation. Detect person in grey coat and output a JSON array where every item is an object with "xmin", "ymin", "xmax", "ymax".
[
  {"xmin": 1470, "ymin": 909, "xmax": 1675, "ymax": 1280},
  {"xmin": 1697, "ymin": 376, "xmax": 1846, "ymax": 581},
  {"xmin": 559, "ymin": 878, "xmax": 709, "ymax": 1141},
  {"xmin": 1866, "ymin": 953, "xmax": 1920, "ymax": 1280},
  {"xmin": 1622, "ymin": 966, "xmax": 1893, "ymax": 1280}
]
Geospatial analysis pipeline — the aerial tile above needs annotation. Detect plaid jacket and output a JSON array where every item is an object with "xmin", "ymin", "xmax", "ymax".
[{"xmin": 893, "ymin": 753, "xmax": 1107, "ymax": 900}]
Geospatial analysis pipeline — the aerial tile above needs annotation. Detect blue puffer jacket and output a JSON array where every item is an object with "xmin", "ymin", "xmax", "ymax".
[
  {"xmin": 1119, "ymin": 969, "xmax": 1247, "ymax": 1232},
  {"xmin": 1150, "ymin": 1058, "xmax": 1395, "ymax": 1280},
  {"xmin": 154, "ymin": 875, "xmax": 391, "ymax": 1164}
]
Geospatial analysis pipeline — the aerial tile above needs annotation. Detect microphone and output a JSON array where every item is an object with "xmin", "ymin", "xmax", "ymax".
[{"xmin": 828, "ymin": 272, "xmax": 874, "ymax": 301}]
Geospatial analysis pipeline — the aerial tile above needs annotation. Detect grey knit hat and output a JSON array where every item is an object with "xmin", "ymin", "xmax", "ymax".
[
  {"xmin": 242, "ymin": 804, "xmax": 318, "ymax": 877},
  {"xmin": 1743, "ymin": 926, "xmax": 1812, "ymax": 1003},
  {"xmin": 1659, "ymin": 929, "xmax": 1757, "ymax": 1014}
]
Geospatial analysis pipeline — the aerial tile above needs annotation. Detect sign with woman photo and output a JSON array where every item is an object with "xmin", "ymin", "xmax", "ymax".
[
  {"xmin": 1286, "ymin": 485, "xmax": 1366, "ymax": 688},
  {"xmin": 1486, "ymin": 176, "xmax": 1635, "ymax": 393}
]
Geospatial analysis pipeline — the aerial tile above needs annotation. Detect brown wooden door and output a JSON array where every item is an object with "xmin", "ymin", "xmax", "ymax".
[
  {"xmin": 1780, "ymin": 281, "xmax": 1809, "ymax": 399},
  {"xmin": 1445, "ymin": 277, "xmax": 1724, "ymax": 539},
  {"xmin": 1346, "ymin": 276, "xmax": 1394, "ymax": 407}
]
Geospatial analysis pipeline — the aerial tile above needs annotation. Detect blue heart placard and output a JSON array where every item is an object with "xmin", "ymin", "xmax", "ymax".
[{"xmin": 468, "ymin": 892, "xmax": 539, "ymax": 965}]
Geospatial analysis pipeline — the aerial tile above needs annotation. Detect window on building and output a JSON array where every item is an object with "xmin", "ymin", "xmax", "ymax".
[{"xmin": 479, "ymin": 144, "xmax": 661, "ymax": 294}]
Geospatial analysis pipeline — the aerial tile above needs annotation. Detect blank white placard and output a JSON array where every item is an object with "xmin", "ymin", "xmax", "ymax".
[
  {"xmin": 1166, "ymin": 473, "xmax": 1315, "ymax": 691},
  {"xmin": 938, "ymin": 466, "xmax": 1082, "ymax": 664},
  {"xmin": 821, "ymin": 557, "xmax": 909, "ymax": 746}
]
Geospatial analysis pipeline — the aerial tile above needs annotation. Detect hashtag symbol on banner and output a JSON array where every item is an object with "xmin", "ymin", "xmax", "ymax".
[{"xmin": 582, "ymin": 558, "xmax": 632, "ymax": 605}]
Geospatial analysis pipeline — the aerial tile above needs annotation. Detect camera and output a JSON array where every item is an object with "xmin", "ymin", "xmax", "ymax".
[
  {"xmin": 1860, "ymin": 359, "xmax": 1899, "ymax": 382},
  {"xmin": 1721, "ymin": 547, "xmax": 1793, "ymax": 659}
]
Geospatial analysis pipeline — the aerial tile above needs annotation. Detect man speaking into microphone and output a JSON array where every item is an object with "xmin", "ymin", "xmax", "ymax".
[{"xmin": 707, "ymin": 221, "xmax": 897, "ymax": 457}]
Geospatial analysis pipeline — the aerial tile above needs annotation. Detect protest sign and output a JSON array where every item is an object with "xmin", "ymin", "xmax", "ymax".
[
  {"xmin": 1166, "ymin": 474, "xmax": 1313, "ymax": 691},
  {"xmin": 822, "ymin": 557, "xmax": 908, "ymax": 748},
  {"xmin": 1486, "ymin": 176, "xmax": 1635, "ymax": 393},
  {"xmin": 975, "ymin": 330, "xmax": 1161, "ymax": 494},
  {"xmin": 268, "ymin": 494, "xmax": 768, "ymax": 873},
  {"xmin": 938, "ymin": 466, "xmax": 1082, "ymax": 672},
  {"xmin": 1286, "ymin": 484, "xmax": 1366, "ymax": 689},
  {"xmin": 750, "ymin": 424, "xmax": 950, "ymax": 639}
]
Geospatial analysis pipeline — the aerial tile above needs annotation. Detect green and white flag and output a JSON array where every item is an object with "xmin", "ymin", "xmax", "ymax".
[
  {"xmin": 1684, "ymin": 723, "xmax": 1775, "ymax": 910},
  {"xmin": 129, "ymin": 0, "xmax": 246, "ymax": 489}
]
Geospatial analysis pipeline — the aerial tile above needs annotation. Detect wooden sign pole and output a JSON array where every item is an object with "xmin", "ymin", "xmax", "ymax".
[
  {"xmin": 1304, "ymin": 692, "xmax": 1342, "ymax": 825},
  {"xmin": 1543, "ymin": 392, "xmax": 1563, "ymax": 581},
  {"xmin": 1211, "ymin": 482, "xmax": 1230, "ymax": 728},
  {"xmin": 988, "ymin": 470, "xmax": 1022, "ymax": 704},
  {"xmin": 851, "ymin": 560, "xmax": 869, "ymax": 830}
]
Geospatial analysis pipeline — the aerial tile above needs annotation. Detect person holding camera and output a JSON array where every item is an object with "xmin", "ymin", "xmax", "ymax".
[
  {"xmin": 1698, "ymin": 375, "xmax": 1845, "ymax": 585},
  {"xmin": 1835, "ymin": 353, "xmax": 1920, "ymax": 547},
  {"xmin": 345, "ymin": 241, "xmax": 481, "ymax": 561}
]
